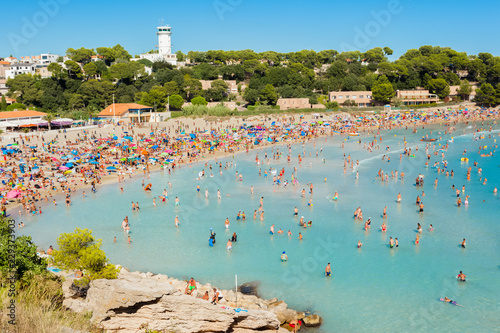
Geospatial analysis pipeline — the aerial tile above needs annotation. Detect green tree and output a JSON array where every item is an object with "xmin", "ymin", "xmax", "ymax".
[
  {"xmin": 66, "ymin": 47, "xmax": 95, "ymax": 64},
  {"xmin": 0, "ymin": 96, "xmax": 7, "ymax": 111},
  {"xmin": 184, "ymin": 75, "xmax": 202, "ymax": 99},
  {"xmin": 137, "ymin": 59, "xmax": 153, "ymax": 68},
  {"xmin": 109, "ymin": 62, "xmax": 145, "ymax": 83},
  {"xmin": 191, "ymin": 96, "xmax": 208, "ymax": 106},
  {"xmin": 176, "ymin": 50, "xmax": 186, "ymax": 62},
  {"xmin": 456, "ymin": 80, "xmax": 472, "ymax": 100},
  {"xmin": 64, "ymin": 60, "xmax": 83, "ymax": 79},
  {"xmin": 244, "ymin": 88, "xmax": 260, "ymax": 105},
  {"xmin": 0, "ymin": 217, "xmax": 47, "ymax": 282},
  {"xmin": 83, "ymin": 62, "xmax": 98, "ymax": 80},
  {"xmin": 51, "ymin": 228, "xmax": 118, "ymax": 282},
  {"xmin": 474, "ymin": 83, "xmax": 498, "ymax": 106},
  {"xmin": 325, "ymin": 101, "xmax": 339, "ymax": 109},
  {"xmin": 427, "ymin": 78, "xmax": 450, "ymax": 99},
  {"xmin": 372, "ymin": 76, "xmax": 394, "ymax": 104},
  {"xmin": 383, "ymin": 47, "xmax": 393, "ymax": 56},
  {"xmin": 168, "ymin": 94, "xmax": 184, "ymax": 109},
  {"xmin": 6, "ymin": 102, "xmax": 26, "ymax": 111},
  {"xmin": 260, "ymin": 84, "xmax": 278, "ymax": 105},
  {"xmin": 138, "ymin": 86, "xmax": 166, "ymax": 111},
  {"xmin": 327, "ymin": 61, "xmax": 348, "ymax": 78},
  {"xmin": 164, "ymin": 81, "xmax": 180, "ymax": 96},
  {"xmin": 47, "ymin": 62, "xmax": 65, "ymax": 79},
  {"xmin": 96, "ymin": 47, "xmax": 115, "ymax": 64},
  {"xmin": 43, "ymin": 113, "xmax": 55, "ymax": 130},
  {"xmin": 112, "ymin": 44, "xmax": 132, "ymax": 61},
  {"xmin": 68, "ymin": 93, "xmax": 85, "ymax": 110}
]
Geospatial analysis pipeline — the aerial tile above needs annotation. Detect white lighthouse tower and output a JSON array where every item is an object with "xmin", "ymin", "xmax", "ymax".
[
  {"xmin": 157, "ymin": 24, "xmax": 172, "ymax": 56},
  {"xmin": 138, "ymin": 21, "xmax": 177, "ymax": 65}
]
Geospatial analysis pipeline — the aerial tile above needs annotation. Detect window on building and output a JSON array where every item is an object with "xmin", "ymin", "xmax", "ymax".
[
  {"xmin": 352, "ymin": 95, "xmax": 357, "ymax": 99},
  {"xmin": 346, "ymin": 95, "xmax": 350, "ymax": 99},
  {"xmin": 339, "ymin": 95, "xmax": 343, "ymax": 99}
]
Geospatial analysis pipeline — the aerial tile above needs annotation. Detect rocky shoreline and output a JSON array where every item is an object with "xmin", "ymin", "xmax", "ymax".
[{"xmin": 61, "ymin": 268, "xmax": 322, "ymax": 333}]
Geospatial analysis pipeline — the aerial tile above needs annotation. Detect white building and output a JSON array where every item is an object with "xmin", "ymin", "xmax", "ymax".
[
  {"xmin": 137, "ymin": 23, "xmax": 177, "ymax": 65},
  {"xmin": 5, "ymin": 63, "xmax": 35, "ymax": 79},
  {"xmin": 20, "ymin": 53, "xmax": 60, "ymax": 65}
]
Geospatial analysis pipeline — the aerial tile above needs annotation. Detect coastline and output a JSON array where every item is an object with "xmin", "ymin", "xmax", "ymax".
[{"xmin": 8, "ymin": 106, "xmax": 500, "ymax": 332}]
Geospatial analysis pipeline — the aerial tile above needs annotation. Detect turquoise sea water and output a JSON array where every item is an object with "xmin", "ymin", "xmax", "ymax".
[{"xmin": 16, "ymin": 122, "xmax": 500, "ymax": 332}]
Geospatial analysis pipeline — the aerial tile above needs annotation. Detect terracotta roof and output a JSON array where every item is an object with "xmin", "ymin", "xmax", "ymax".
[
  {"xmin": 98, "ymin": 103, "xmax": 153, "ymax": 117},
  {"xmin": 0, "ymin": 61, "xmax": 10, "ymax": 65},
  {"xmin": 5, "ymin": 98, "xmax": 16, "ymax": 103},
  {"xmin": 0, "ymin": 110, "xmax": 47, "ymax": 119}
]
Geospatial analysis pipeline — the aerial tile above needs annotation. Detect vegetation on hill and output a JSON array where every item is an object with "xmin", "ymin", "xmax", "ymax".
[{"xmin": 4, "ymin": 46, "xmax": 500, "ymax": 117}]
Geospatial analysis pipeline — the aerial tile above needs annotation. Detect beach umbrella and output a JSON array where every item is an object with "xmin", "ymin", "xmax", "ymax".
[
  {"xmin": 6, "ymin": 190, "xmax": 21, "ymax": 199},
  {"xmin": 106, "ymin": 166, "xmax": 117, "ymax": 170},
  {"xmin": 59, "ymin": 166, "xmax": 70, "ymax": 171}
]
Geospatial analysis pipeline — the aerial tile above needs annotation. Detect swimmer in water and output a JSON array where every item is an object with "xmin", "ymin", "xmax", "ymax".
[
  {"xmin": 357, "ymin": 240, "xmax": 363, "ymax": 248},
  {"xmin": 281, "ymin": 251, "xmax": 288, "ymax": 261},
  {"xmin": 226, "ymin": 239, "xmax": 232, "ymax": 250},
  {"xmin": 461, "ymin": 238, "xmax": 466, "ymax": 248},
  {"xmin": 389, "ymin": 237, "xmax": 394, "ymax": 248},
  {"xmin": 457, "ymin": 270, "xmax": 466, "ymax": 281},
  {"xmin": 429, "ymin": 224, "xmax": 433, "ymax": 231},
  {"xmin": 325, "ymin": 263, "xmax": 332, "ymax": 276}
]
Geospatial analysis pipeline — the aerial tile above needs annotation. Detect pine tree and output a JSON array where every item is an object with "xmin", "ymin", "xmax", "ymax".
[{"xmin": 0, "ymin": 96, "xmax": 7, "ymax": 111}]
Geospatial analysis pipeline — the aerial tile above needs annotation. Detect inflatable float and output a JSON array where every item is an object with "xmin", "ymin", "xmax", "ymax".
[
  {"xmin": 348, "ymin": 133, "xmax": 360, "ymax": 136},
  {"xmin": 144, "ymin": 183, "xmax": 152, "ymax": 191},
  {"xmin": 421, "ymin": 138, "xmax": 437, "ymax": 142},
  {"xmin": 460, "ymin": 158, "xmax": 468, "ymax": 162}
]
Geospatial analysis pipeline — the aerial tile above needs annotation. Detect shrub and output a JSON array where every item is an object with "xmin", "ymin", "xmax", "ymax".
[
  {"xmin": 51, "ymin": 228, "xmax": 118, "ymax": 284},
  {"xmin": 0, "ymin": 217, "xmax": 47, "ymax": 284}
]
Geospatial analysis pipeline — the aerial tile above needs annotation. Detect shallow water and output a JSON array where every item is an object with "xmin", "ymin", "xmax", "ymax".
[{"xmin": 17, "ymin": 121, "xmax": 500, "ymax": 332}]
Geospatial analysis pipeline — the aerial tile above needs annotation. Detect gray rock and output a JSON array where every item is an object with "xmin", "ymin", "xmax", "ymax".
[
  {"xmin": 302, "ymin": 314, "xmax": 323, "ymax": 327},
  {"xmin": 86, "ymin": 276, "xmax": 177, "ymax": 322}
]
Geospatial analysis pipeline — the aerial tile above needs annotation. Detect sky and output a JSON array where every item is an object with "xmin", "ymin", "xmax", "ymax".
[{"xmin": 1, "ymin": 0, "xmax": 499, "ymax": 60}]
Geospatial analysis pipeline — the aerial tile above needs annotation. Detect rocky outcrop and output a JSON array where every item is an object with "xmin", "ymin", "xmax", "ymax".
[{"xmin": 62, "ymin": 269, "xmax": 322, "ymax": 332}]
